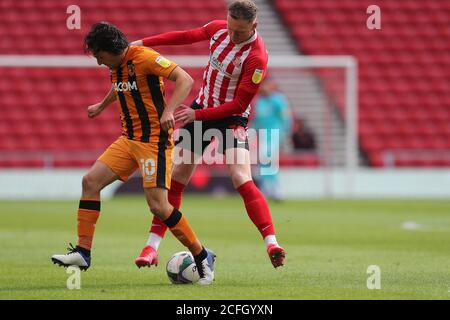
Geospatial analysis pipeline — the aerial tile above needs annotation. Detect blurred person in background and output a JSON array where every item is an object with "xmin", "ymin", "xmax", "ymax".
[
  {"xmin": 251, "ymin": 78, "xmax": 292, "ymax": 201},
  {"xmin": 291, "ymin": 117, "xmax": 316, "ymax": 151}
]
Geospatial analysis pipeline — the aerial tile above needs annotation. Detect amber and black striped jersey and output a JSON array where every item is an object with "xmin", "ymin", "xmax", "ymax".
[{"xmin": 110, "ymin": 46, "xmax": 178, "ymax": 143}]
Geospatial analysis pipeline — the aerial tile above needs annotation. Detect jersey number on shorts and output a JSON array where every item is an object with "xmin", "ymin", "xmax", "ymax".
[{"xmin": 140, "ymin": 158, "xmax": 156, "ymax": 181}]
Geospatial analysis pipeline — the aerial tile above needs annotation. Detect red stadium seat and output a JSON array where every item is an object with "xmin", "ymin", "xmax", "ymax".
[
  {"xmin": 274, "ymin": 0, "xmax": 450, "ymax": 167},
  {"xmin": 0, "ymin": 0, "xmax": 226, "ymax": 55},
  {"xmin": 2, "ymin": 1, "xmax": 449, "ymax": 168}
]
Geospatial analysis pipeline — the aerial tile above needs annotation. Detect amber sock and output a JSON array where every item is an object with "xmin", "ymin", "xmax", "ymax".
[
  {"xmin": 77, "ymin": 199, "xmax": 100, "ymax": 251},
  {"xmin": 163, "ymin": 208, "xmax": 202, "ymax": 255}
]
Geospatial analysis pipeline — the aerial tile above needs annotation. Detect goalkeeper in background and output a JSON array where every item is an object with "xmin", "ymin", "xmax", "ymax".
[{"xmin": 252, "ymin": 78, "xmax": 292, "ymax": 201}]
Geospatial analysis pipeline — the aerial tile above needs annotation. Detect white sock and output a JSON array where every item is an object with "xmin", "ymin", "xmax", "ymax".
[
  {"xmin": 146, "ymin": 233, "xmax": 162, "ymax": 251},
  {"xmin": 264, "ymin": 235, "xmax": 278, "ymax": 247}
]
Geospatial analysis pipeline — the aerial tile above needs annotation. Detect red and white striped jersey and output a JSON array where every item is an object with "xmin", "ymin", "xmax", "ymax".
[
  {"xmin": 195, "ymin": 20, "xmax": 268, "ymax": 118},
  {"xmin": 142, "ymin": 20, "xmax": 268, "ymax": 121}
]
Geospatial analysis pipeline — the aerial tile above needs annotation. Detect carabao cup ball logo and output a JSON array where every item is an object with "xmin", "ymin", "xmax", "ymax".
[{"xmin": 166, "ymin": 251, "xmax": 200, "ymax": 284}]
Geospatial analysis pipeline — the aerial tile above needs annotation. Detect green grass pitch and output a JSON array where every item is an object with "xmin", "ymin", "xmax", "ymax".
[{"xmin": 0, "ymin": 196, "xmax": 449, "ymax": 300}]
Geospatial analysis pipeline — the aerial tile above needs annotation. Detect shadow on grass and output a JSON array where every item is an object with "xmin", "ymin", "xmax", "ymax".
[{"xmin": 0, "ymin": 281, "xmax": 173, "ymax": 293}]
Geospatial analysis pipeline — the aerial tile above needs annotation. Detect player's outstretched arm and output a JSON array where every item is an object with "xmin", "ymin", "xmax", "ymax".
[
  {"xmin": 160, "ymin": 66, "xmax": 194, "ymax": 131},
  {"xmin": 131, "ymin": 21, "xmax": 224, "ymax": 47},
  {"xmin": 176, "ymin": 57, "xmax": 267, "ymax": 124},
  {"xmin": 87, "ymin": 85, "xmax": 117, "ymax": 118},
  {"xmin": 131, "ymin": 28, "xmax": 208, "ymax": 47},
  {"xmin": 175, "ymin": 86, "xmax": 256, "ymax": 125}
]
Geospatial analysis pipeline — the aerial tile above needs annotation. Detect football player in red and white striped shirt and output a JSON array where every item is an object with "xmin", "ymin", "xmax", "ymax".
[{"xmin": 133, "ymin": 0, "xmax": 285, "ymax": 269}]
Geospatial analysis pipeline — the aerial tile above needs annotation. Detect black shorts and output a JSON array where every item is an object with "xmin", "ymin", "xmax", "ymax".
[{"xmin": 175, "ymin": 101, "xmax": 250, "ymax": 155}]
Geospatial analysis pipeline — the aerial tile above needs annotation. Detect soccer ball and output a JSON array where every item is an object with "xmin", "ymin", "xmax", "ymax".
[{"xmin": 166, "ymin": 251, "xmax": 199, "ymax": 284}]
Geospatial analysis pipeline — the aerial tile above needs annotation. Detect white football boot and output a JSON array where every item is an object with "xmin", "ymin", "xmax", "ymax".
[
  {"xmin": 195, "ymin": 248, "xmax": 216, "ymax": 285},
  {"xmin": 51, "ymin": 243, "xmax": 91, "ymax": 271}
]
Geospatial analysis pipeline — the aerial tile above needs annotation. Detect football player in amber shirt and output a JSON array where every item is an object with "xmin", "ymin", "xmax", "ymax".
[{"xmin": 51, "ymin": 22, "xmax": 215, "ymax": 285}]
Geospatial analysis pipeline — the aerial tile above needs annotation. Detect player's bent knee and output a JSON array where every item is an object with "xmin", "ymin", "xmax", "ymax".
[
  {"xmin": 230, "ymin": 171, "xmax": 252, "ymax": 189},
  {"xmin": 146, "ymin": 196, "xmax": 171, "ymax": 219},
  {"xmin": 82, "ymin": 174, "xmax": 101, "ymax": 193},
  {"xmin": 172, "ymin": 163, "xmax": 195, "ymax": 186},
  {"xmin": 147, "ymin": 199, "xmax": 159, "ymax": 214},
  {"xmin": 149, "ymin": 203, "xmax": 170, "ymax": 220}
]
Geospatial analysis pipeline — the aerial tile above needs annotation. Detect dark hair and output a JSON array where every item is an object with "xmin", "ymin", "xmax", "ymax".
[
  {"xmin": 84, "ymin": 22, "xmax": 128, "ymax": 55},
  {"xmin": 228, "ymin": 0, "xmax": 258, "ymax": 22}
]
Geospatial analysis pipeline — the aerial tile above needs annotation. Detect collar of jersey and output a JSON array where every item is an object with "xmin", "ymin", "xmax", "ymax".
[
  {"xmin": 235, "ymin": 30, "xmax": 258, "ymax": 47},
  {"xmin": 118, "ymin": 46, "xmax": 132, "ymax": 68}
]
